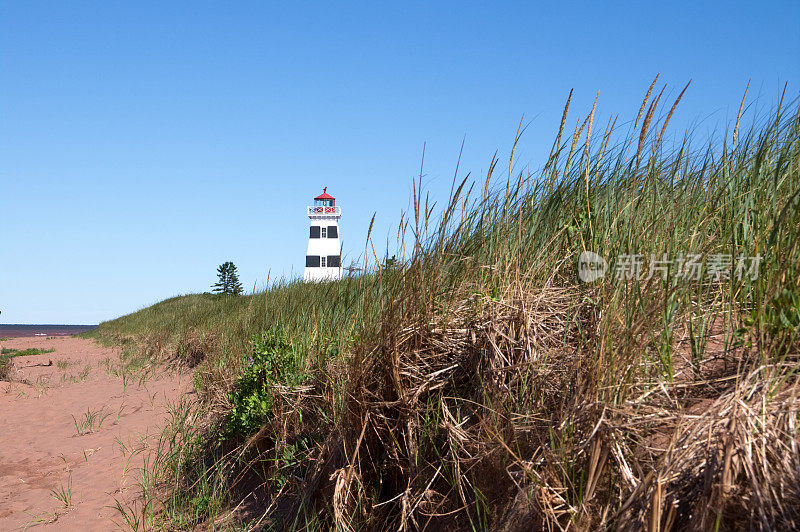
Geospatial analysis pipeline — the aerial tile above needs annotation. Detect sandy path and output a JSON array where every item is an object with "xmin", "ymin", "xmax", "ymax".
[{"xmin": 0, "ymin": 337, "xmax": 190, "ymax": 530}]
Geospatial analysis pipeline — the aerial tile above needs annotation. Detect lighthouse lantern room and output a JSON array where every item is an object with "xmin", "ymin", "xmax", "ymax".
[{"xmin": 304, "ymin": 187, "xmax": 342, "ymax": 282}]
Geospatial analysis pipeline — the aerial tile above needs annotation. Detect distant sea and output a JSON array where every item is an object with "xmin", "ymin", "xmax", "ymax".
[{"xmin": 0, "ymin": 324, "xmax": 97, "ymax": 338}]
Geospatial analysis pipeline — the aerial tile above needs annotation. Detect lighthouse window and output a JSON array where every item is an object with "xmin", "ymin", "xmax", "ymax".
[
  {"xmin": 309, "ymin": 226, "xmax": 320, "ymax": 238},
  {"xmin": 327, "ymin": 226, "xmax": 338, "ymax": 238},
  {"xmin": 321, "ymin": 227, "xmax": 327, "ymax": 238},
  {"xmin": 321, "ymin": 256, "xmax": 327, "ymax": 267},
  {"xmin": 305, "ymin": 255, "xmax": 320, "ymax": 267},
  {"xmin": 327, "ymin": 255, "xmax": 341, "ymax": 267}
]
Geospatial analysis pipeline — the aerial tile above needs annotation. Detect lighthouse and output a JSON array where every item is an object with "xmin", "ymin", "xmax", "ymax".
[{"xmin": 304, "ymin": 187, "xmax": 342, "ymax": 282}]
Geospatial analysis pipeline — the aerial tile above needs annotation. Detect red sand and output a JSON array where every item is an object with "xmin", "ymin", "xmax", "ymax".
[{"xmin": 0, "ymin": 337, "xmax": 190, "ymax": 530}]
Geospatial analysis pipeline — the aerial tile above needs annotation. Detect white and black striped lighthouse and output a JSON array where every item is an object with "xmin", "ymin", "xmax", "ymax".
[{"xmin": 304, "ymin": 187, "xmax": 342, "ymax": 282}]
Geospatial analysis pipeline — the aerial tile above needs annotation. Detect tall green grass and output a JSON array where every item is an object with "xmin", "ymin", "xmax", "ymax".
[{"xmin": 91, "ymin": 82, "xmax": 799, "ymax": 530}]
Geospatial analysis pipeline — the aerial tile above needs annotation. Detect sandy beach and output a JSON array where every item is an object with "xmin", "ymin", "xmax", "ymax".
[{"xmin": 0, "ymin": 336, "xmax": 189, "ymax": 530}]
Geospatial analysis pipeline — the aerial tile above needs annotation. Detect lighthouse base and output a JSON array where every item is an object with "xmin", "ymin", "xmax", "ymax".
[{"xmin": 304, "ymin": 267, "xmax": 342, "ymax": 282}]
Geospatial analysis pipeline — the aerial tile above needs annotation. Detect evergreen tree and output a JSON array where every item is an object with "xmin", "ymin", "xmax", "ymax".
[
  {"xmin": 383, "ymin": 255, "xmax": 398, "ymax": 271},
  {"xmin": 212, "ymin": 261, "xmax": 244, "ymax": 295}
]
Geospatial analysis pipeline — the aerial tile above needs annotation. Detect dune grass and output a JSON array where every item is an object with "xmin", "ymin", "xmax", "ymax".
[{"xmin": 90, "ymin": 81, "xmax": 800, "ymax": 530}]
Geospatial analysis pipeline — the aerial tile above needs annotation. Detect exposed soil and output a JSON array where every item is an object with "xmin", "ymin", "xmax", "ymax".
[{"xmin": 0, "ymin": 336, "xmax": 190, "ymax": 530}]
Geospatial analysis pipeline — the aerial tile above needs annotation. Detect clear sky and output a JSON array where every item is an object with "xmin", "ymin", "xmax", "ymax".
[{"xmin": 1, "ymin": 1, "xmax": 798, "ymax": 324}]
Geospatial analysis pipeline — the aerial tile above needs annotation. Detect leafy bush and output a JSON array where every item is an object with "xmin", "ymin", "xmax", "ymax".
[
  {"xmin": 223, "ymin": 328, "xmax": 306, "ymax": 436},
  {"xmin": 271, "ymin": 436, "xmax": 315, "ymax": 489}
]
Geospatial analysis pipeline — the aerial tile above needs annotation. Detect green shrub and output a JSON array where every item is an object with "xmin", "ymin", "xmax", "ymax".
[{"xmin": 223, "ymin": 328, "xmax": 306, "ymax": 436}]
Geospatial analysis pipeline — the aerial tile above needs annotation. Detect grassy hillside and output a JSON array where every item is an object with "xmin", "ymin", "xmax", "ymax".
[{"xmin": 91, "ymin": 84, "xmax": 800, "ymax": 530}]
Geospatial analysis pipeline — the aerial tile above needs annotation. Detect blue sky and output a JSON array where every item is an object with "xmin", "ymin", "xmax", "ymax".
[{"xmin": 1, "ymin": 1, "xmax": 798, "ymax": 324}]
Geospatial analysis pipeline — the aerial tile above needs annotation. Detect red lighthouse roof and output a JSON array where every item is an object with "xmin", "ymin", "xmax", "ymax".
[{"xmin": 314, "ymin": 187, "xmax": 335, "ymax": 201}]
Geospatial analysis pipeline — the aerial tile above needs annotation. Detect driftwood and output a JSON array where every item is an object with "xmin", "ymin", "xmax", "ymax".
[{"xmin": 18, "ymin": 359, "xmax": 53, "ymax": 368}]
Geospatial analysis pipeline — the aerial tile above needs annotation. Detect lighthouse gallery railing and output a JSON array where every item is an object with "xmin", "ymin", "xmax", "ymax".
[{"xmin": 307, "ymin": 206, "xmax": 342, "ymax": 216}]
